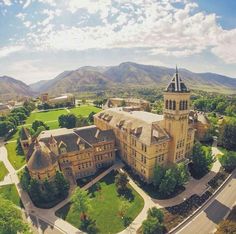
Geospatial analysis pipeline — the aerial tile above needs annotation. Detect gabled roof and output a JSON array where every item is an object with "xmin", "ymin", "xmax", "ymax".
[{"xmin": 166, "ymin": 67, "xmax": 189, "ymax": 93}]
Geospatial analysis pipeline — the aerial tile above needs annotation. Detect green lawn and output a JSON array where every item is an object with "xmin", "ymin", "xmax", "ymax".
[
  {"xmin": 70, "ymin": 105, "xmax": 101, "ymax": 117},
  {"xmin": 0, "ymin": 162, "xmax": 8, "ymax": 181},
  {"xmin": 26, "ymin": 109, "xmax": 68, "ymax": 124},
  {"xmin": 0, "ymin": 184, "xmax": 22, "ymax": 207},
  {"xmin": 56, "ymin": 171, "xmax": 144, "ymax": 234},
  {"xmin": 6, "ymin": 142, "xmax": 26, "ymax": 170}
]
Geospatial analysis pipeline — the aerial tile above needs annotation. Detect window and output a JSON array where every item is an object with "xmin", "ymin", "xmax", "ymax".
[
  {"xmin": 173, "ymin": 100, "xmax": 176, "ymax": 110},
  {"xmin": 165, "ymin": 100, "xmax": 168, "ymax": 109}
]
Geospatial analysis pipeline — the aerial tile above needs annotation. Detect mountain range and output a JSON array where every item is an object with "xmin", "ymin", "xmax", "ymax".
[
  {"xmin": 0, "ymin": 76, "xmax": 35, "ymax": 102},
  {"xmin": 1, "ymin": 62, "xmax": 236, "ymax": 101},
  {"xmin": 30, "ymin": 62, "xmax": 236, "ymax": 95}
]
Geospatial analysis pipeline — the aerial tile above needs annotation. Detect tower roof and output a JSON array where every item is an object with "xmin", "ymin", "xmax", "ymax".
[{"xmin": 166, "ymin": 66, "xmax": 189, "ymax": 93}]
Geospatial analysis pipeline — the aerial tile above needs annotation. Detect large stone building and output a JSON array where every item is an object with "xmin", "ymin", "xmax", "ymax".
[
  {"xmin": 22, "ymin": 126, "xmax": 115, "ymax": 183},
  {"xmin": 23, "ymin": 69, "xmax": 195, "ymax": 184},
  {"xmin": 94, "ymin": 69, "xmax": 195, "ymax": 182}
]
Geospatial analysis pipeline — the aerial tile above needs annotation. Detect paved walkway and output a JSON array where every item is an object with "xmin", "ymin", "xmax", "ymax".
[{"xmin": 119, "ymin": 146, "xmax": 223, "ymax": 234}]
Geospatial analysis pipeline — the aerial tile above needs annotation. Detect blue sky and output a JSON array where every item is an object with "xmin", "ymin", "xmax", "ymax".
[{"xmin": 0, "ymin": 0, "xmax": 236, "ymax": 84}]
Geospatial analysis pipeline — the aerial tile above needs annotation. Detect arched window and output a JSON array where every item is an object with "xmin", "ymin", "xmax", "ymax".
[
  {"xmin": 179, "ymin": 101, "xmax": 182, "ymax": 110},
  {"xmin": 165, "ymin": 100, "xmax": 168, "ymax": 109},
  {"xmin": 169, "ymin": 100, "xmax": 172, "ymax": 110},
  {"xmin": 173, "ymin": 100, "xmax": 176, "ymax": 110}
]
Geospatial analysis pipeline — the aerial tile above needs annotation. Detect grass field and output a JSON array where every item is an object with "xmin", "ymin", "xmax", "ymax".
[
  {"xmin": 0, "ymin": 162, "xmax": 9, "ymax": 181},
  {"xmin": 70, "ymin": 105, "xmax": 101, "ymax": 117},
  {"xmin": 56, "ymin": 171, "xmax": 144, "ymax": 234},
  {"xmin": 26, "ymin": 106, "xmax": 101, "ymax": 127},
  {"xmin": 0, "ymin": 184, "xmax": 21, "ymax": 207},
  {"xmin": 6, "ymin": 142, "xmax": 26, "ymax": 170}
]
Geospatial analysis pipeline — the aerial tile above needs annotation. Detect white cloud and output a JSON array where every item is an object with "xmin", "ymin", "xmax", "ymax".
[
  {"xmin": 16, "ymin": 12, "xmax": 26, "ymax": 20},
  {"xmin": 2, "ymin": 0, "xmax": 12, "ymax": 6},
  {"xmin": 211, "ymin": 29, "xmax": 236, "ymax": 64},
  {"xmin": 23, "ymin": 0, "xmax": 31, "ymax": 9},
  {"xmin": 0, "ymin": 45, "xmax": 24, "ymax": 58}
]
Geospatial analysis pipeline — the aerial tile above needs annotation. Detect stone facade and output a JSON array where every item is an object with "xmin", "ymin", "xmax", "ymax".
[
  {"xmin": 94, "ymin": 69, "xmax": 195, "ymax": 183},
  {"xmin": 24, "ymin": 126, "xmax": 115, "ymax": 183}
]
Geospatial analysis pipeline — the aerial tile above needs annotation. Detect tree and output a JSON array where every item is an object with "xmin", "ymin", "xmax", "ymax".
[
  {"xmin": 219, "ymin": 151, "xmax": 236, "ymax": 172},
  {"xmin": 118, "ymin": 199, "xmax": 130, "ymax": 218},
  {"xmin": 20, "ymin": 167, "xmax": 31, "ymax": 191},
  {"xmin": 153, "ymin": 165, "xmax": 165, "ymax": 188},
  {"xmin": 159, "ymin": 169, "xmax": 177, "ymax": 196},
  {"xmin": 32, "ymin": 120, "xmax": 49, "ymax": 132},
  {"xmin": 0, "ymin": 121, "xmax": 15, "ymax": 137},
  {"xmin": 54, "ymin": 171, "xmax": 70, "ymax": 198},
  {"xmin": 175, "ymin": 163, "xmax": 189, "ymax": 187},
  {"xmin": 219, "ymin": 119, "xmax": 236, "ymax": 151},
  {"xmin": 71, "ymin": 188, "xmax": 91, "ymax": 221},
  {"xmin": 216, "ymin": 220, "xmax": 236, "ymax": 234},
  {"xmin": 147, "ymin": 207, "xmax": 164, "ymax": 223},
  {"xmin": 191, "ymin": 142, "xmax": 214, "ymax": 177},
  {"xmin": 58, "ymin": 114, "xmax": 77, "ymax": 128},
  {"xmin": 142, "ymin": 217, "xmax": 163, "ymax": 234},
  {"xmin": 29, "ymin": 179, "xmax": 42, "ymax": 204},
  {"xmin": 77, "ymin": 115, "xmax": 89, "ymax": 127},
  {"xmin": 0, "ymin": 197, "xmax": 30, "ymax": 234},
  {"xmin": 115, "ymin": 172, "xmax": 129, "ymax": 194},
  {"xmin": 87, "ymin": 112, "xmax": 95, "ymax": 124}
]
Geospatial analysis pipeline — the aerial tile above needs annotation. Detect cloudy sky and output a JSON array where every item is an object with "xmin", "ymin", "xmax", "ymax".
[{"xmin": 0, "ymin": 0, "xmax": 236, "ymax": 84}]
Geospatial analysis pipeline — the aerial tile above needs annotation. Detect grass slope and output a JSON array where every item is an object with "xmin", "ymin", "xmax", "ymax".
[
  {"xmin": 0, "ymin": 184, "xmax": 21, "ymax": 207},
  {"xmin": 6, "ymin": 142, "xmax": 26, "ymax": 170},
  {"xmin": 56, "ymin": 171, "xmax": 144, "ymax": 234},
  {"xmin": 0, "ymin": 162, "xmax": 9, "ymax": 181}
]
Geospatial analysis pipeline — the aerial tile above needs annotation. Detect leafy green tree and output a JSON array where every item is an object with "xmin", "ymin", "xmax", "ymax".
[
  {"xmin": 54, "ymin": 171, "xmax": 70, "ymax": 198},
  {"xmin": 29, "ymin": 179, "xmax": 42, "ymax": 204},
  {"xmin": 77, "ymin": 115, "xmax": 89, "ymax": 127},
  {"xmin": 153, "ymin": 165, "xmax": 165, "ymax": 188},
  {"xmin": 219, "ymin": 119, "xmax": 236, "ymax": 151},
  {"xmin": 0, "ymin": 197, "xmax": 30, "ymax": 234},
  {"xmin": 87, "ymin": 112, "xmax": 95, "ymax": 124},
  {"xmin": 0, "ymin": 121, "xmax": 15, "ymax": 137},
  {"xmin": 115, "ymin": 172, "xmax": 129, "ymax": 194},
  {"xmin": 142, "ymin": 217, "xmax": 163, "ymax": 234},
  {"xmin": 159, "ymin": 169, "xmax": 177, "ymax": 196},
  {"xmin": 20, "ymin": 167, "xmax": 31, "ymax": 191},
  {"xmin": 32, "ymin": 120, "xmax": 49, "ymax": 132},
  {"xmin": 71, "ymin": 188, "xmax": 91, "ymax": 221},
  {"xmin": 219, "ymin": 151, "xmax": 236, "ymax": 172},
  {"xmin": 119, "ymin": 199, "xmax": 130, "ymax": 218},
  {"xmin": 43, "ymin": 179, "xmax": 57, "ymax": 201},
  {"xmin": 191, "ymin": 142, "xmax": 214, "ymax": 177},
  {"xmin": 175, "ymin": 163, "xmax": 189, "ymax": 187},
  {"xmin": 147, "ymin": 207, "xmax": 164, "ymax": 223},
  {"xmin": 58, "ymin": 114, "xmax": 77, "ymax": 128}
]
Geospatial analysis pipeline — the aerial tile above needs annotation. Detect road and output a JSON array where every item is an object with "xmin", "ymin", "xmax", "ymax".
[{"xmin": 177, "ymin": 170, "xmax": 236, "ymax": 234}]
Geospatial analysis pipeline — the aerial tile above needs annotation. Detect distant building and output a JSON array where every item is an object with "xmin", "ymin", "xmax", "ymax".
[
  {"xmin": 104, "ymin": 98, "xmax": 150, "ymax": 111},
  {"xmin": 40, "ymin": 93, "xmax": 75, "ymax": 107}
]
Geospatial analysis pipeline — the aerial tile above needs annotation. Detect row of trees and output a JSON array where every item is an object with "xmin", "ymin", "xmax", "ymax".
[
  {"xmin": 20, "ymin": 168, "xmax": 69, "ymax": 207},
  {"xmin": 193, "ymin": 95, "xmax": 236, "ymax": 116},
  {"xmin": 0, "ymin": 100, "xmax": 35, "ymax": 138},
  {"xmin": 58, "ymin": 112, "xmax": 95, "ymax": 129},
  {"xmin": 38, "ymin": 102, "xmax": 75, "ymax": 110},
  {"xmin": 219, "ymin": 151, "xmax": 236, "ymax": 172},
  {"xmin": 152, "ymin": 163, "xmax": 189, "ymax": 197}
]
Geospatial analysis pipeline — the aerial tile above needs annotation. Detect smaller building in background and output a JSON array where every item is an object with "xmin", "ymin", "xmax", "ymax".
[
  {"xmin": 40, "ymin": 93, "xmax": 75, "ymax": 107},
  {"xmin": 104, "ymin": 98, "xmax": 150, "ymax": 111},
  {"xmin": 189, "ymin": 110, "xmax": 211, "ymax": 141}
]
